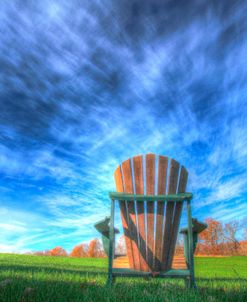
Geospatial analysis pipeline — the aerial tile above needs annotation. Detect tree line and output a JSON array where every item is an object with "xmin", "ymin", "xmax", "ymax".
[
  {"xmin": 33, "ymin": 239, "xmax": 106, "ymax": 257},
  {"xmin": 176, "ymin": 218, "xmax": 247, "ymax": 256},
  {"xmin": 33, "ymin": 217, "xmax": 247, "ymax": 257}
]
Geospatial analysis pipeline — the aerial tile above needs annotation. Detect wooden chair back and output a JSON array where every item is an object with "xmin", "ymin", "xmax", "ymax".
[{"xmin": 114, "ymin": 154, "xmax": 188, "ymax": 272}]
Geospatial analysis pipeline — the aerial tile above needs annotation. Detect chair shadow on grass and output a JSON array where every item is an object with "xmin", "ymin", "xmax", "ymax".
[
  {"xmin": 197, "ymin": 277, "xmax": 247, "ymax": 282},
  {"xmin": 0, "ymin": 267, "xmax": 246, "ymax": 302},
  {"xmin": 1, "ymin": 263, "xmax": 247, "ymax": 283},
  {"xmin": 0, "ymin": 263, "xmax": 107, "ymax": 277}
]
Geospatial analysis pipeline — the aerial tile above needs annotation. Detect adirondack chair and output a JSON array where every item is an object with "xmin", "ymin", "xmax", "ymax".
[{"xmin": 107, "ymin": 154, "xmax": 196, "ymax": 288}]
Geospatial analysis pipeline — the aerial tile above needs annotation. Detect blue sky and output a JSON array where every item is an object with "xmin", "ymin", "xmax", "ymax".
[{"xmin": 0, "ymin": 0, "xmax": 246, "ymax": 253}]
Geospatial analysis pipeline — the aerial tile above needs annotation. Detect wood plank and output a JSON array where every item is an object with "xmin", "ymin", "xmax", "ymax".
[
  {"xmin": 161, "ymin": 158, "xmax": 180, "ymax": 270},
  {"xmin": 121, "ymin": 159, "xmax": 141, "ymax": 270},
  {"xmin": 154, "ymin": 155, "xmax": 168, "ymax": 271},
  {"xmin": 146, "ymin": 153, "xmax": 156, "ymax": 270},
  {"xmin": 167, "ymin": 166, "xmax": 188, "ymax": 269},
  {"xmin": 114, "ymin": 166, "xmax": 134, "ymax": 269},
  {"xmin": 133, "ymin": 155, "xmax": 149, "ymax": 271}
]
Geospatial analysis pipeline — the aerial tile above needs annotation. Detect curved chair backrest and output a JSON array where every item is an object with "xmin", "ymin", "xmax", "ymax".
[{"xmin": 114, "ymin": 154, "xmax": 188, "ymax": 272}]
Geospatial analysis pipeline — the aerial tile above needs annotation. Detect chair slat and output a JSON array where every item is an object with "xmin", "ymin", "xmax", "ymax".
[
  {"xmin": 161, "ymin": 159, "xmax": 180, "ymax": 270},
  {"xmin": 154, "ymin": 155, "xmax": 168, "ymax": 271},
  {"xmin": 114, "ymin": 166, "xmax": 134, "ymax": 269},
  {"xmin": 133, "ymin": 155, "xmax": 149, "ymax": 271},
  {"xmin": 146, "ymin": 153, "xmax": 156, "ymax": 270},
  {"xmin": 166, "ymin": 166, "xmax": 188, "ymax": 269},
  {"xmin": 121, "ymin": 159, "xmax": 141, "ymax": 270}
]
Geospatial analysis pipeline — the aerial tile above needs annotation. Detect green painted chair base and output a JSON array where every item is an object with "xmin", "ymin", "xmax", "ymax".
[
  {"xmin": 107, "ymin": 268, "xmax": 195, "ymax": 289},
  {"xmin": 107, "ymin": 193, "xmax": 198, "ymax": 289}
]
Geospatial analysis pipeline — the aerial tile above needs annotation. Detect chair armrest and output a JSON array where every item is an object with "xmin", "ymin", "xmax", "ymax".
[
  {"xmin": 180, "ymin": 218, "xmax": 208, "ymax": 234},
  {"xmin": 109, "ymin": 192, "xmax": 193, "ymax": 202}
]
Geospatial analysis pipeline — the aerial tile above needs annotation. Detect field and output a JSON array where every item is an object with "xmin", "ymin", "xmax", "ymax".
[{"xmin": 0, "ymin": 254, "xmax": 246, "ymax": 302}]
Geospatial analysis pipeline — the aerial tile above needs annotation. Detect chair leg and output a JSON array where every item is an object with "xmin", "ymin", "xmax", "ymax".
[
  {"xmin": 189, "ymin": 276, "xmax": 197, "ymax": 289},
  {"xmin": 107, "ymin": 266, "xmax": 116, "ymax": 285},
  {"xmin": 107, "ymin": 199, "xmax": 115, "ymax": 286},
  {"xmin": 187, "ymin": 200, "xmax": 196, "ymax": 290},
  {"xmin": 184, "ymin": 276, "xmax": 196, "ymax": 289},
  {"xmin": 192, "ymin": 279, "xmax": 197, "ymax": 289},
  {"xmin": 107, "ymin": 271, "xmax": 114, "ymax": 286},
  {"xmin": 184, "ymin": 277, "xmax": 189, "ymax": 289}
]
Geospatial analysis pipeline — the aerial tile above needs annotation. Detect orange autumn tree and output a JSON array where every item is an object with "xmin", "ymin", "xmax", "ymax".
[
  {"xmin": 88, "ymin": 239, "xmax": 105, "ymax": 257},
  {"xmin": 199, "ymin": 218, "xmax": 223, "ymax": 255},
  {"xmin": 71, "ymin": 244, "xmax": 88, "ymax": 258},
  {"xmin": 50, "ymin": 246, "xmax": 67, "ymax": 257}
]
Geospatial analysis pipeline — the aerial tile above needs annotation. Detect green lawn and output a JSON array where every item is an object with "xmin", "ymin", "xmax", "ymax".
[{"xmin": 0, "ymin": 254, "xmax": 246, "ymax": 302}]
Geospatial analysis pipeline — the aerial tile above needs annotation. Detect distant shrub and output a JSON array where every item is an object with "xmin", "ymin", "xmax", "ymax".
[
  {"xmin": 71, "ymin": 244, "xmax": 88, "ymax": 258},
  {"xmin": 49, "ymin": 246, "xmax": 67, "ymax": 257}
]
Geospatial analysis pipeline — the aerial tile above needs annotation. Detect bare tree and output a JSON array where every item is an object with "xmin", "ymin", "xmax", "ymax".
[
  {"xmin": 175, "ymin": 233, "xmax": 184, "ymax": 255},
  {"xmin": 115, "ymin": 235, "xmax": 126, "ymax": 255},
  {"xmin": 223, "ymin": 221, "xmax": 240, "ymax": 253},
  {"xmin": 242, "ymin": 217, "xmax": 247, "ymax": 240}
]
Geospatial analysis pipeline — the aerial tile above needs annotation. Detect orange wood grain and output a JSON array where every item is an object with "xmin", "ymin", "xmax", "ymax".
[
  {"xmin": 161, "ymin": 159, "xmax": 180, "ymax": 270},
  {"xmin": 154, "ymin": 155, "xmax": 168, "ymax": 271},
  {"xmin": 121, "ymin": 159, "xmax": 141, "ymax": 270},
  {"xmin": 133, "ymin": 155, "xmax": 149, "ymax": 271}
]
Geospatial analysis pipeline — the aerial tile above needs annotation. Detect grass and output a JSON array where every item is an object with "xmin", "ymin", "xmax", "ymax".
[{"xmin": 0, "ymin": 254, "xmax": 246, "ymax": 302}]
